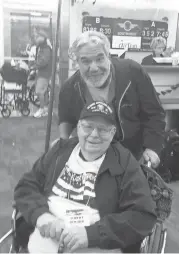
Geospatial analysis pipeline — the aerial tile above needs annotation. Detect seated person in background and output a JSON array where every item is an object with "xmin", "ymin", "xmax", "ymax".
[
  {"xmin": 14, "ymin": 102, "xmax": 157, "ymax": 253},
  {"xmin": 141, "ymin": 36, "xmax": 167, "ymax": 65}
]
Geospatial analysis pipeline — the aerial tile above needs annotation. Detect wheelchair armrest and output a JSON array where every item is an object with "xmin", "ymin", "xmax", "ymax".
[{"xmin": 11, "ymin": 202, "xmax": 23, "ymax": 233}]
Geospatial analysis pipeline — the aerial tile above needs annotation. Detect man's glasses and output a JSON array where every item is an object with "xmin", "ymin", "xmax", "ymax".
[{"xmin": 80, "ymin": 121, "xmax": 115, "ymax": 138}]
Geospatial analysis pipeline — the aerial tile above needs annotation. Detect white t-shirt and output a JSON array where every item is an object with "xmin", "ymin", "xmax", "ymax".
[
  {"xmin": 48, "ymin": 143, "xmax": 105, "ymax": 226},
  {"xmin": 28, "ymin": 144, "xmax": 108, "ymax": 253}
]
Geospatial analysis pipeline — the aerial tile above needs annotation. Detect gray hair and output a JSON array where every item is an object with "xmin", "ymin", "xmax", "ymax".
[
  {"xmin": 68, "ymin": 31, "xmax": 111, "ymax": 61},
  {"xmin": 150, "ymin": 36, "xmax": 167, "ymax": 50}
]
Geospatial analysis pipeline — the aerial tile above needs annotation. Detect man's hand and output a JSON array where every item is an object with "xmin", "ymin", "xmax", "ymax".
[
  {"xmin": 59, "ymin": 226, "xmax": 88, "ymax": 253},
  {"xmin": 36, "ymin": 213, "xmax": 56, "ymax": 227},
  {"xmin": 47, "ymin": 219, "xmax": 65, "ymax": 241},
  {"xmin": 37, "ymin": 215, "xmax": 65, "ymax": 240},
  {"xmin": 143, "ymin": 148, "xmax": 160, "ymax": 168},
  {"xmin": 36, "ymin": 213, "xmax": 56, "ymax": 237}
]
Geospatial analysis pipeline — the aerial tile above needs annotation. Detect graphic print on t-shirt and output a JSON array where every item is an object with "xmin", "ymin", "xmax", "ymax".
[{"xmin": 52, "ymin": 164, "xmax": 97, "ymax": 205}]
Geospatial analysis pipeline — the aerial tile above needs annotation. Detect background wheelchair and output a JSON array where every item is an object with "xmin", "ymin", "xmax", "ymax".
[
  {"xmin": 0, "ymin": 163, "xmax": 173, "ymax": 253},
  {"xmin": 0, "ymin": 60, "xmax": 31, "ymax": 118}
]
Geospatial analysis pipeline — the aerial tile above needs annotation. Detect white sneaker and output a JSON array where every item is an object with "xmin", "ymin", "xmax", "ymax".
[{"xmin": 33, "ymin": 108, "xmax": 45, "ymax": 118}]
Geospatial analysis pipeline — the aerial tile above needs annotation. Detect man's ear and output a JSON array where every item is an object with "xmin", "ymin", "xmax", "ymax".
[
  {"xmin": 72, "ymin": 60, "xmax": 79, "ymax": 70},
  {"xmin": 111, "ymin": 126, "xmax": 116, "ymax": 137},
  {"xmin": 77, "ymin": 121, "xmax": 81, "ymax": 133}
]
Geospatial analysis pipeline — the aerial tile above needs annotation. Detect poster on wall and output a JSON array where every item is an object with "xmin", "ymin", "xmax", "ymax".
[
  {"xmin": 82, "ymin": 16, "xmax": 169, "ymax": 51},
  {"xmin": 112, "ymin": 19, "xmax": 143, "ymax": 50},
  {"xmin": 141, "ymin": 20, "xmax": 169, "ymax": 51},
  {"xmin": 82, "ymin": 16, "xmax": 113, "ymax": 46}
]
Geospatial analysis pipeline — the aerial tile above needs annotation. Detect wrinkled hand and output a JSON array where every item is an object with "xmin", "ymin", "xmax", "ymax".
[
  {"xmin": 36, "ymin": 213, "xmax": 65, "ymax": 240},
  {"xmin": 36, "ymin": 213, "xmax": 56, "ymax": 237},
  {"xmin": 59, "ymin": 226, "xmax": 88, "ymax": 253},
  {"xmin": 36, "ymin": 213, "xmax": 56, "ymax": 228},
  {"xmin": 143, "ymin": 148, "xmax": 160, "ymax": 168}
]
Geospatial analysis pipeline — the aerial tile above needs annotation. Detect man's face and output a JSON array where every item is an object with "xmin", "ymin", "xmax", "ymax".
[
  {"xmin": 77, "ymin": 43, "xmax": 111, "ymax": 88},
  {"xmin": 77, "ymin": 116, "xmax": 116, "ymax": 158}
]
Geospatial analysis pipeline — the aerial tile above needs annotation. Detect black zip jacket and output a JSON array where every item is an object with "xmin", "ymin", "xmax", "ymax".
[
  {"xmin": 58, "ymin": 58, "xmax": 166, "ymax": 159},
  {"xmin": 14, "ymin": 138, "xmax": 157, "ymax": 251}
]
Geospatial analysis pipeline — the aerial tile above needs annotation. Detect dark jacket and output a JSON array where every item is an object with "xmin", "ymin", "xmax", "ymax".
[
  {"xmin": 141, "ymin": 53, "xmax": 167, "ymax": 66},
  {"xmin": 141, "ymin": 54, "xmax": 160, "ymax": 65},
  {"xmin": 35, "ymin": 41, "xmax": 52, "ymax": 79},
  {"xmin": 141, "ymin": 54, "xmax": 155, "ymax": 65},
  {"xmin": 14, "ymin": 138, "xmax": 157, "ymax": 251},
  {"xmin": 58, "ymin": 58, "xmax": 166, "ymax": 159}
]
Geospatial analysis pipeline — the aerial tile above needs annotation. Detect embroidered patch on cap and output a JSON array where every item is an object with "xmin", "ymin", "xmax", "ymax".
[{"xmin": 87, "ymin": 102, "xmax": 113, "ymax": 115}]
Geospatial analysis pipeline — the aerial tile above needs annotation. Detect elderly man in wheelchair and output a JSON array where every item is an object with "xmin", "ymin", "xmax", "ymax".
[{"xmin": 9, "ymin": 102, "xmax": 172, "ymax": 253}]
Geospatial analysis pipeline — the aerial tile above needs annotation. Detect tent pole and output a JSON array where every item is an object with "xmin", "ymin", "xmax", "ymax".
[{"xmin": 45, "ymin": 0, "xmax": 62, "ymax": 153}]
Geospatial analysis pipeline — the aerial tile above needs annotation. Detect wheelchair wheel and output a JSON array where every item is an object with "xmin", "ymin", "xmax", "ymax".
[
  {"xmin": 0, "ymin": 229, "xmax": 13, "ymax": 253},
  {"xmin": 158, "ymin": 229, "xmax": 167, "ymax": 253},
  {"xmin": 28, "ymin": 84, "xmax": 40, "ymax": 108},
  {"xmin": 148, "ymin": 222, "xmax": 163, "ymax": 253},
  {"xmin": 21, "ymin": 107, "xmax": 30, "ymax": 117},
  {"xmin": 1, "ymin": 108, "xmax": 11, "ymax": 118}
]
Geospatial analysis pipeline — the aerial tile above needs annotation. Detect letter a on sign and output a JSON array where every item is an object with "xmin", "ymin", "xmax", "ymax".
[
  {"xmin": 96, "ymin": 17, "xmax": 100, "ymax": 23},
  {"xmin": 151, "ymin": 21, "xmax": 155, "ymax": 27}
]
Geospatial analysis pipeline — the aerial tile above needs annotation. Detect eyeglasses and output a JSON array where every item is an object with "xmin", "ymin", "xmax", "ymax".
[{"xmin": 80, "ymin": 121, "xmax": 115, "ymax": 138}]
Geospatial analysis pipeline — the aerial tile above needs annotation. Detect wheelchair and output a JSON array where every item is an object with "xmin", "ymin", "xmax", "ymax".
[
  {"xmin": 0, "ymin": 60, "xmax": 30, "ymax": 118},
  {"xmin": 0, "ymin": 163, "xmax": 173, "ymax": 253}
]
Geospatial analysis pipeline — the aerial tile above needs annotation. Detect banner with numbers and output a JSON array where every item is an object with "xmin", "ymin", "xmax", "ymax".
[
  {"xmin": 82, "ymin": 16, "xmax": 169, "ymax": 51},
  {"xmin": 82, "ymin": 16, "xmax": 113, "ymax": 46}
]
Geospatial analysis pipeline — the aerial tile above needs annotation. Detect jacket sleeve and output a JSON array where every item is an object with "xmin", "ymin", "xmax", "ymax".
[
  {"xmin": 58, "ymin": 82, "xmax": 75, "ymax": 125},
  {"xmin": 85, "ymin": 153, "xmax": 157, "ymax": 250},
  {"xmin": 14, "ymin": 154, "xmax": 50, "ymax": 227},
  {"xmin": 141, "ymin": 55, "xmax": 153, "ymax": 65},
  {"xmin": 58, "ymin": 71, "xmax": 82, "ymax": 126},
  {"xmin": 35, "ymin": 47, "xmax": 51, "ymax": 70},
  {"xmin": 130, "ymin": 61, "xmax": 166, "ymax": 155}
]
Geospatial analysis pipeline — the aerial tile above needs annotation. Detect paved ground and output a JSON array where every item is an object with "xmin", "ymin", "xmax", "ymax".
[
  {"xmin": 0, "ymin": 117, "xmax": 179, "ymax": 253},
  {"xmin": 0, "ymin": 116, "xmax": 59, "ymax": 252}
]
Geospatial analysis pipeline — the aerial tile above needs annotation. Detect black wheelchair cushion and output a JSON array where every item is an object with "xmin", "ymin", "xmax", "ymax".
[{"xmin": 0, "ymin": 61, "xmax": 28, "ymax": 85}]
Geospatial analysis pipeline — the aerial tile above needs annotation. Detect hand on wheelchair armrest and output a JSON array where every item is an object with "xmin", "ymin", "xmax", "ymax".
[{"xmin": 142, "ymin": 149, "xmax": 160, "ymax": 169}]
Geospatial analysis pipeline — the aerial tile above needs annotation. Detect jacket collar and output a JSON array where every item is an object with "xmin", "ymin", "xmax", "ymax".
[
  {"xmin": 56, "ymin": 138, "xmax": 79, "ymax": 172},
  {"xmin": 58, "ymin": 138, "xmax": 124, "ymax": 177},
  {"xmin": 98, "ymin": 144, "xmax": 125, "ymax": 176},
  {"xmin": 111, "ymin": 58, "xmax": 131, "ymax": 101}
]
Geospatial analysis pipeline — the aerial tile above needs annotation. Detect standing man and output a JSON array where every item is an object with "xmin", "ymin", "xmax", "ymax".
[
  {"xmin": 33, "ymin": 29, "xmax": 52, "ymax": 118},
  {"xmin": 58, "ymin": 31, "xmax": 166, "ymax": 168}
]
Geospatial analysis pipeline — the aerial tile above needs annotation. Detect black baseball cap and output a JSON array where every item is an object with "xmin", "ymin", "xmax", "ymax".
[{"xmin": 80, "ymin": 101, "xmax": 116, "ymax": 125}]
